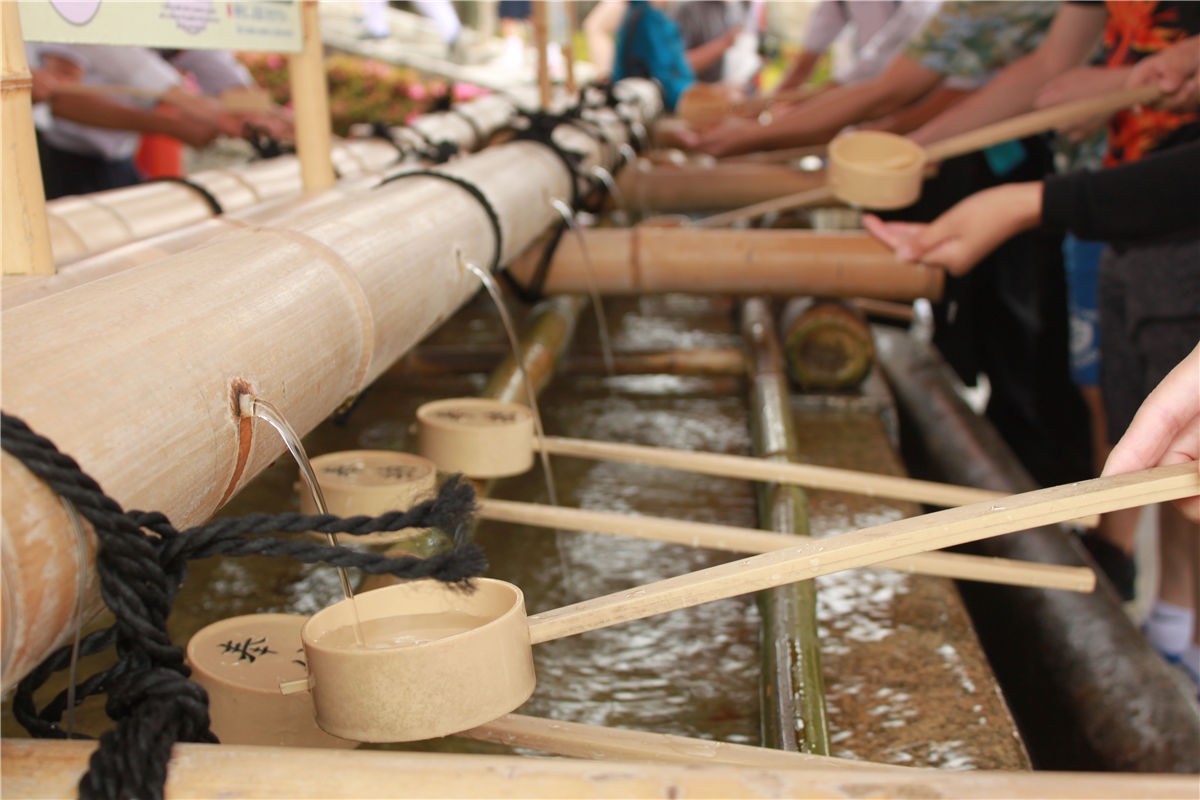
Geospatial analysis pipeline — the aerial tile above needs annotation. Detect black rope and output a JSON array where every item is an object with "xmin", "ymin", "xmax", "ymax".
[
  {"xmin": 506, "ymin": 110, "xmax": 589, "ymax": 211},
  {"xmin": 242, "ymin": 122, "xmax": 294, "ymax": 160},
  {"xmin": 368, "ymin": 120, "xmax": 413, "ymax": 163},
  {"xmin": 448, "ymin": 106, "xmax": 486, "ymax": 150},
  {"xmin": 405, "ymin": 124, "xmax": 461, "ymax": 164},
  {"xmin": 376, "ymin": 169, "xmax": 503, "ymax": 273},
  {"xmin": 147, "ymin": 177, "xmax": 223, "ymax": 216},
  {"xmin": 2, "ymin": 411, "xmax": 484, "ymax": 800},
  {"xmin": 501, "ymin": 220, "xmax": 568, "ymax": 304}
]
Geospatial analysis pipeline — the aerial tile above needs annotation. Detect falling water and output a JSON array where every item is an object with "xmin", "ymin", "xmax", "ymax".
[
  {"xmin": 549, "ymin": 197, "xmax": 616, "ymax": 377},
  {"xmin": 246, "ymin": 396, "xmax": 364, "ymax": 642},
  {"xmin": 590, "ymin": 165, "xmax": 630, "ymax": 227},
  {"xmin": 458, "ymin": 259, "xmax": 559, "ymax": 509}
]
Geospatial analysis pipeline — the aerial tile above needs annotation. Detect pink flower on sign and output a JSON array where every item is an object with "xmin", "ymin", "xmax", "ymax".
[{"xmin": 49, "ymin": 0, "xmax": 101, "ymax": 25}]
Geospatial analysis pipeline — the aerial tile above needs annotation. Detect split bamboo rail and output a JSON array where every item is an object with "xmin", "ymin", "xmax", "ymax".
[
  {"xmin": 506, "ymin": 227, "xmax": 944, "ymax": 299},
  {"xmin": 0, "ymin": 79, "xmax": 662, "ymax": 692},
  {"xmin": 4, "ymin": 739, "xmax": 1198, "ymax": 799}
]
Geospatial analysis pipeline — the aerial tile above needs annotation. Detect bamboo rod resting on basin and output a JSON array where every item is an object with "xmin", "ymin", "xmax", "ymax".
[
  {"xmin": 6, "ymin": 739, "xmax": 1199, "ymax": 799},
  {"xmin": 505, "ymin": 227, "xmax": 944, "ymax": 300}
]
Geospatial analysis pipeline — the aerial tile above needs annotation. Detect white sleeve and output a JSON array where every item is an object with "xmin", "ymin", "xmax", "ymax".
[
  {"xmin": 56, "ymin": 45, "xmax": 182, "ymax": 94},
  {"xmin": 169, "ymin": 50, "xmax": 254, "ymax": 95},
  {"xmin": 801, "ymin": 1, "xmax": 850, "ymax": 54}
]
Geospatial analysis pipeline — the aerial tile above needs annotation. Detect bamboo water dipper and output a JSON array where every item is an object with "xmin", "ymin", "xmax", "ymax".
[
  {"xmin": 692, "ymin": 84, "xmax": 1163, "ymax": 226},
  {"xmin": 417, "ymin": 397, "xmax": 1045, "ymax": 508},
  {"xmin": 292, "ymin": 463, "xmax": 1196, "ymax": 743}
]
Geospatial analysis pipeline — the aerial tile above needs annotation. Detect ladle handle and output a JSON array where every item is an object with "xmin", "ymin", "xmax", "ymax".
[
  {"xmin": 478, "ymin": 497, "xmax": 1096, "ymax": 592},
  {"xmin": 922, "ymin": 84, "xmax": 1162, "ymax": 164},
  {"xmin": 524, "ymin": 463, "xmax": 1198, "ymax": 645},
  {"xmin": 542, "ymin": 435, "xmax": 1000, "ymax": 507},
  {"xmin": 688, "ymin": 185, "xmax": 836, "ymax": 228}
]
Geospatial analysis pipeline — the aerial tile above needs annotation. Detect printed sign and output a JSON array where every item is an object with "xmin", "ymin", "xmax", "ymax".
[{"xmin": 20, "ymin": 0, "xmax": 303, "ymax": 53}]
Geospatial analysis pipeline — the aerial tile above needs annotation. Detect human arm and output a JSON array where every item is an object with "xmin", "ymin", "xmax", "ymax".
[
  {"xmin": 909, "ymin": 3, "xmax": 1108, "ymax": 146},
  {"xmin": 582, "ymin": 0, "xmax": 627, "ymax": 78},
  {"xmin": 856, "ymin": 85, "xmax": 972, "ymax": 135},
  {"xmin": 862, "ymin": 181, "xmax": 1042, "ymax": 274},
  {"xmin": 1102, "ymin": 341, "xmax": 1200, "ymax": 522},
  {"xmin": 685, "ymin": 25, "xmax": 739, "ymax": 77},
  {"xmin": 48, "ymin": 91, "xmax": 221, "ymax": 147},
  {"xmin": 775, "ymin": 0, "xmax": 844, "ymax": 91},
  {"xmin": 1127, "ymin": 33, "xmax": 1200, "ymax": 112},
  {"xmin": 692, "ymin": 53, "xmax": 943, "ymax": 156}
]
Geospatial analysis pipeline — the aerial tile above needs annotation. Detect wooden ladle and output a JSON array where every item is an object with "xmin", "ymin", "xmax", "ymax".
[
  {"xmin": 417, "ymin": 397, "xmax": 1044, "ymax": 509},
  {"xmin": 692, "ymin": 84, "xmax": 1162, "ymax": 227},
  {"xmin": 291, "ymin": 462, "xmax": 1197, "ymax": 743}
]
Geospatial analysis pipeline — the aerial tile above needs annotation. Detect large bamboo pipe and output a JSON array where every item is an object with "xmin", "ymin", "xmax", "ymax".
[
  {"xmin": 5, "ymin": 94, "xmax": 537, "ymax": 308},
  {"xmin": 616, "ymin": 161, "xmax": 829, "ymax": 215},
  {"xmin": 1, "ymin": 2, "xmax": 53, "ymax": 275},
  {"xmin": 5, "ymin": 739, "xmax": 1198, "ymax": 799},
  {"xmin": 0, "ymin": 80, "xmax": 661, "ymax": 692},
  {"xmin": 506, "ymin": 227, "xmax": 943, "ymax": 299},
  {"xmin": 40, "ymin": 91, "xmax": 520, "ymax": 267}
]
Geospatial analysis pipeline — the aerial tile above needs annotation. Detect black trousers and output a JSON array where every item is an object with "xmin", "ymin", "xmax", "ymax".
[
  {"xmin": 37, "ymin": 132, "xmax": 143, "ymax": 200},
  {"xmin": 881, "ymin": 139, "xmax": 1093, "ymax": 488}
]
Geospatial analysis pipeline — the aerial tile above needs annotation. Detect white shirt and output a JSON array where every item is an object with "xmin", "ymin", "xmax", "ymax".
[
  {"xmin": 802, "ymin": 0, "xmax": 941, "ymax": 85},
  {"xmin": 30, "ymin": 44, "xmax": 182, "ymax": 160}
]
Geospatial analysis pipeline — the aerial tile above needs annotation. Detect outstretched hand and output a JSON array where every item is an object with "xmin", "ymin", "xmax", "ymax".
[
  {"xmin": 862, "ymin": 181, "xmax": 1043, "ymax": 275},
  {"xmin": 1103, "ymin": 342, "xmax": 1200, "ymax": 522},
  {"xmin": 1127, "ymin": 33, "xmax": 1200, "ymax": 112}
]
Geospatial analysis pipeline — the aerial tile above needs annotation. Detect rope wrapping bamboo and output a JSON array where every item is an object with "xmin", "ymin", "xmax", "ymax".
[
  {"xmin": 1, "ymin": 412, "xmax": 484, "ymax": 800},
  {"xmin": 376, "ymin": 170, "xmax": 504, "ymax": 273}
]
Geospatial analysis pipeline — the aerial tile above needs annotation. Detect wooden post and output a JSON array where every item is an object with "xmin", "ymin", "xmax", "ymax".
[
  {"xmin": 531, "ymin": 0, "xmax": 551, "ymax": 108},
  {"xmin": 505, "ymin": 227, "xmax": 945, "ymax": 300},
  {"xmin": 1, "ymin": 3, "xmax": 54, "ymax": 275},
  {"xmin": 563, "ymin": 1, "xmax": 577, "ymax": 95},
  {"xmin": 289, "ymin": 0, "xmax": 336, "ymax": 191}
]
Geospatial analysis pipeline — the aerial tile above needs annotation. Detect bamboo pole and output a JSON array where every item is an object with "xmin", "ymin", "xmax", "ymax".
[
  {"xmin": 1, "ymin": 2, "xmax": 54, "ymax": 275},
  {"xmin": 475, "ymin": 497, "xmax": 1097, "ymax": 592},
  {"xmin": 0, "ymin": 82, "xmax": 660, "ymax": 692},
  {"xmin": 461, "ymin": 714, "xmax": 901, "ymax": 770},
  {"xmin": 289, "ymin": 0, "xmax": 336, "ymax": 191},
  {"xmin": 616, "ymin": 161, "xmax": 828, "ymax": 214},
  {"xmin": 505, "ymin": 227, "xmax": 944, "ymax": 299},
  {"xmin": 741, "ymin": 298, "xmax": 830, "ymax": 755},
  {"xmin": 532, "ymin": 1, "xmax": 551, "ymax": 109},
  {"xmin": 484, "ymin": 295, "xmax": 588, "ymax": 404},
  {"xmin": 563, "ymin": 1, "xmax": 578, "ymax": 95},
  {"xmin": 5, "ymin": 739, "xmax": 1199, "ymax": 799},
  {"xmin": 400, "ymin": 345, "xmax": 747, "ymax": 376}
]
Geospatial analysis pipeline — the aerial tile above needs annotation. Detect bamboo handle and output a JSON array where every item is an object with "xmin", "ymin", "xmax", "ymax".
[
  {"xmin": 542, "ymin": 435, "xmax": 998, "ymax": 507},
  {"xmin": 525, "ymin": 463, "xmax": 1198, "ymax": 644},
  {"xmin": 720, "ymin": 143, "xmax": 829, "ymax": 164},
  {"xmin": 922, "ymin": 85, "xmax": 1161, "ymax": 164},
  {"xmin": 478, "ymin": 497, "xmax": 1095, "ymax": 592},
  {"xmin": 462, "ymin": 714, "xmax": 906, "ymax": 770},
  {"xmin": 688, "ymin": 185, "xmax": 835, "ymax": 228}
]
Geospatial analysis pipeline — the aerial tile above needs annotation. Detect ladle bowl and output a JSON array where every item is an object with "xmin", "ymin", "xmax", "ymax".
[
  {"xmin": 298, "ymin": 450, "xmax": 437, "ymax": 544},
  {"xmin": 417, "ymin": 398, "xmax": 534, "ymax": 478},
  {"xmin": 827, "ymin": 131, "xmax": 927, "ymax": 210},
  {"xmin": 299, "ymin": 579, "xmax": 534, "ymax": 742}
]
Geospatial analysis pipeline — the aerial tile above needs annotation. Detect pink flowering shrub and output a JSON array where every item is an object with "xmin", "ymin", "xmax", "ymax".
[{"xmin": 238, "ymin": 52, "xmax": 482, "ymax": 135}]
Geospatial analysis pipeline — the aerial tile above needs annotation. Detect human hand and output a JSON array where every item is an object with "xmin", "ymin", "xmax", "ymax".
[
  {"xmin": 1127, "ymin": 34, "xmax": 1200, "ymax": 112},
  {"xmin": 239, "ymin": 109, "xmax": 294, "ymax": 142},
  {"xmin": 862, "ymin": 181, "xmax": 1043, "ymax": 275},
  {"xmin": 166, "ymin": 115, "xmax": 221, "ymax": 149},
  {"xmin": 30, "ymin": 68, "xmax": 61, "ymax": 103},
  {"xmin": 1102, "ymin": 341, "xmax": 1200, "ymax": 521},
  {"xmin": 689, "ymin": 117, "xmax": 760, "ymax": 157}
]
